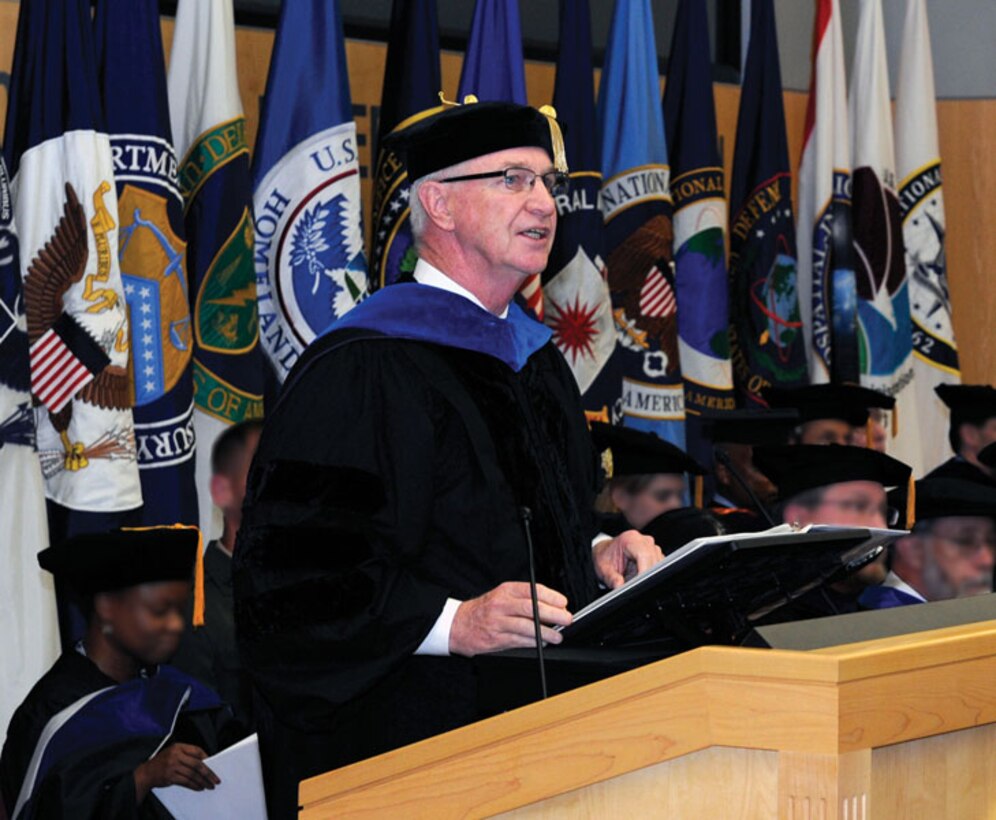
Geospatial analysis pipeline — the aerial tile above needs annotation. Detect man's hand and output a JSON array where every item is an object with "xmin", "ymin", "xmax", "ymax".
[
  {"xmin": 133, "ymin": 742, "xmax": 220, "ymax": 802},
  {"xmin": 449, "ymin": 581, "xmax": 572, "ymax": 657},
  {"xmin": 592, "ymin": 530, "xmax": 663, "ymax": 589}
]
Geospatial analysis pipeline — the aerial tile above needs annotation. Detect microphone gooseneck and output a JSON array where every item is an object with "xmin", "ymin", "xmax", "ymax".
[{"xmin": 519, "ymin": 506, "xmax": 548, "ymax": 699}]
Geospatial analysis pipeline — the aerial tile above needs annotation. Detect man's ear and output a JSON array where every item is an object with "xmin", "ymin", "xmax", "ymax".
[
  {"xmin": 715, "ymin": 461, "xmax": 731, "ymax": 488},
  {"xmin": 93, "ymin": 592, "xmax": 114, "ymax": 624},
  {"xmin": 893, "ymin": 534, "xmax": 926, "ymax": 573},
  {"xmin": 418, "ymin": 180, "xmax": 456, "ymax": 232},
  {"xmin": 210, "ymin": 473, "xmax": 232, "ymax": 511}
]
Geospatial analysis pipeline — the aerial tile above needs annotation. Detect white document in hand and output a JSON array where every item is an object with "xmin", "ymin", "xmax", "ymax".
[{"xmin": 152, "ymin": 732, "xmax": 266, "ymax": 820}]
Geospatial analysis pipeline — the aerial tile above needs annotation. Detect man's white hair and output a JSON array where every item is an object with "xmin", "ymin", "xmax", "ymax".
[{"xmin": 408, "ymin": 156, "xmax": 482, "ymax": 247}]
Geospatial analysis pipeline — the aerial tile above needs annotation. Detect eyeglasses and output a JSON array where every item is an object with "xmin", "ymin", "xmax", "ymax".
[
  {"xmin": 819, "ymin": 498, "xmax": 900, "ymax": 527},
  {"xmin": 439, "ymin": 166, "xmax": 570, "ymax": 198}
]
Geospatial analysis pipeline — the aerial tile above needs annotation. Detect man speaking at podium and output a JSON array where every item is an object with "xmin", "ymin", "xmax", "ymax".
[{"xmin": 233, "ymin": 100, "xmax": 660, "ymax": 816}]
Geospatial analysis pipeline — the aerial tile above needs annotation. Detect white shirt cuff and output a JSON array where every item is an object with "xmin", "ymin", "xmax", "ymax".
[
  {"xmin": 592, "ymin": 532, "xmax": 611, "ymax": 549},
  {"xmin": 415, "ymin": 597, "xmax": 462, "ymax": 656}
]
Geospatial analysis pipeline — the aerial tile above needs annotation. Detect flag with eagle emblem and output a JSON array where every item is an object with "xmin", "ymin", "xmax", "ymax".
[
  {"xmin": 252, "ymin": 0, "xmax": 368, "ymax": 384},
  {"xmin": 0, "ymin": 154, "xmax": 59, "ymax": 738},
  {"xmin": 597, "ymin": 0, "xmax": 685, "ymax": 447},
  {"xmin": 169, "ymin": 0, "xmax": 266, "ymax": 540},
  {"xmin": 848, "ymin": 0, "xmax": 923, "ymax": 471},
  {"xmin": 3, "ymin": 0, "xmax": 142, "ymax": 530},
  {"xmin": 95, "ymin": 0, "xmax": 198, "ymax": 526},
  {"xmin": 895, "ymin": 0, "xmax": 960, "ymax": 473},
  {"xmin": 541, "ymin": 0, "xmax": 618, "ymax": 421}
]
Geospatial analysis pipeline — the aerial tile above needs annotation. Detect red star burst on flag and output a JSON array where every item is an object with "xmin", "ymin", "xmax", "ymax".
[{"xmin": 547, "ymin": 295, "xmax": 601, "ymax": 364}]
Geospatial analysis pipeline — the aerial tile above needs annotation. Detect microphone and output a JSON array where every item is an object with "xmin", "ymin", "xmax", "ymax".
[
  {"xmin": 713, "ymin": 446, "xmax": 777, "ymax": 528},
  {"xmin": 519, "ymin": 506, "xmax": 548, "ymax": 700}
]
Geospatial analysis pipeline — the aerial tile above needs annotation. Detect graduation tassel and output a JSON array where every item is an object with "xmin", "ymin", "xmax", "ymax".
[
  {"xmin": 866, "ymin": 418, "xmax": 874, "ymax": 448},
  {"xmin": 192, "ymin": 528, "xmax": 206, "ymax": 628},
  {"xmin": 538, "ymin": 105, "xmax": 568, "ymax": 173},
  {"xmin": 694, "ymin": 475, "xmax": 704, "ymax": 509},
  {"xmin": 892, "ymin": 404, "xmax": 899, "ymax": 438},
  {"xmin": 906, "ymin": 475, "xmax": 916, "ymax": 530}
]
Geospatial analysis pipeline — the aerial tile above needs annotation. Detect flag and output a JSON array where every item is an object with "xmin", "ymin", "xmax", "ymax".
[
  {"xmin": 458, "ymin": 0, "xmax": 543, "ymax": 318},
  {"xmin": 728, "ymin": 0, "xmax": 807, "ymax": 406},
  {"xmin": 369, "ymin": 0, "xmax": 441, "ymax": 289},
  {"xmin": 796, "ymin": 0, "xmax": 858, "ymax": 384},
  {"xmin": 0, "ymin": 154, "xmax": 58, "ymax": 737},
  {"xmin": 3, "ymin": 0, "xmax": 142, "ymax": 532},
  {"xmin": 168, "ymin": 0, "xmax": 265, "ymax": 541},
  {"xmin": 597, "ymin": 0, "xmax": 684, "ymax": 446},
  {"xmin": 662, "ymin": 0, "xmax": 735, "ymax": 460},
  {"xmin": 252, "ymin": 0, "xmax": 368, "ymax": 385},
  {"xmin": 849, "ymin": 0, "xmax": 922, "ymax": 470},
  {"xmin": 94, "ymin": 0, "xmax": 198, "ymax": 526},
  {"xmin": 457, "ymin": 0, "xmax": 527, "ymax": 105},
  {"xmin": 541, "ymin": 0, "xmax": 617, "ymax": 421},
  {"xmin": 895, "ymin": 0, "xmax": 959, "ymax": 473}
]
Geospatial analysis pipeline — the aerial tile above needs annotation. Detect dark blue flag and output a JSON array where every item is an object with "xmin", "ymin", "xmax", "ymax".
[
  {"xmin": 662, "ymin": 0, "xmax": 736, "ymax": 469},
  {"xmin": 370, "ymin": 0, "xmax": 441, "ymax": 289},
  {"xmin": 251, "ymin": 0, "xmax": 368, "ymax": 383},
  {"xmin": 457, "ymin": 0, "xmax": 527, "ymax": 104},
  {"xmin": 728, "ymin": 0, "xmax": 807, "ymax": 406},
  {"xmin": 541, "ymin": 0, "xmax": 618, "ymax": 422},
  {"xmin": 94, "ymin": 0, "xmax": 198, "ymax": 527}
]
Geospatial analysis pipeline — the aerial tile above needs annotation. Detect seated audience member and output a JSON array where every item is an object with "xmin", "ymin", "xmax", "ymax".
[
  {"xmin": 877, "ymin": 478, "xmax": 996, "ymax": 606},
  {"xmin": 752, "ymin": 444, "xmax": 911, "ymax": 617},
  {"xmin": 590, "ymin": 422, "xmax": 706, "ymax": 533},
  {"xmin": 0, "ymin": 527, "xmax": 242, "ymax": 819},
  {"xmin": 928, "ymin": 384, "xmax": 996, "ymax": 487},
  {"xmin": 849, "ymin": 406, "xmax": 889, "ymax": 452},
  {"xmin": 703, "ymin": 408, "xmax": 799, "ymax": 532},
  {"xmin": 172, "ymin": 421, "xmax": 262, "ymax": 728},
  {"xmin": 762, "ymin": 384, "xmax": 894, "ymax": 447}
]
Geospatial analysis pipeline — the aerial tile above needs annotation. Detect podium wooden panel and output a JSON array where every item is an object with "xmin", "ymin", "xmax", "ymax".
[{"xmin": 299, "ymin": 620, "xmax": 996, "ymax": 818}]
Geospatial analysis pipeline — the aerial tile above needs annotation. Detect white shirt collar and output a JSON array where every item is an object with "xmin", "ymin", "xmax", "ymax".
[
  {"xmin": 882, "ymin": 570, "xmax": 927, "ymax": 602},
  {"xmin": 413, "ymin": 259, "xmax": 509, "ymax": 319}
]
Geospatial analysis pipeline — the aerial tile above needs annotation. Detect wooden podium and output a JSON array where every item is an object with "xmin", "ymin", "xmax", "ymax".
[{"xmin": 299, "ymin": 619, "xmax": 996, "ymax": 818}]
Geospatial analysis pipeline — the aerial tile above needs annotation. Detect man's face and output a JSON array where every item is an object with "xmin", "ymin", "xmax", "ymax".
[
  {"xmin": 922, "ymin": 516, "xmax": 996, "ymax": 598},
  {"xmin": 785, "ymin": 481, "xmax": 889, "ymax": 529},
  {"xmin": 612, "ymin": 474, "xmax": 686, "ymax": 531},
  {"xmin": 799, "ymin": 419, "xmax": 852, "ymax": 446},
  {"xmin": 848, "ymin": 412, "xmax": 888, "ymax": 452},
  {"xmin": 444, "ymin": 147, "xmax": 557, "ymax": 283}
]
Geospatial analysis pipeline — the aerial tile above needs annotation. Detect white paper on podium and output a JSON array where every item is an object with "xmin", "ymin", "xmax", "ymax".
[{"xmin": 152, "ymin": 732, "xmax": 266, "ymax": 819}]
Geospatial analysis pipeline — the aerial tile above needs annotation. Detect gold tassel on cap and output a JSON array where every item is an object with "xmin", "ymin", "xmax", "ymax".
[
  {"xmin": 892, "ymin": 404, "xmax": 899, "ymax": 438},
  {"xmin": 694, "ymin": 475, "xmax": 704, "ymax": 509},
  {"xmin": 538, "ymin": 104, "xmax": 568, "ymax": 173},
  {"xmin": 121, "ymin": 523, "xmax": 205, "ymax": 628},
  {"xmin": 866, "ymin": 418, "xmax": 874, "ymax": 449},
  {"xmin": 906, "ymin": 476, "xmax": 916, "ymax": 530},
  {"xmin": 437, "ymin": 92, "xmax": 478, "ymax": 107}
]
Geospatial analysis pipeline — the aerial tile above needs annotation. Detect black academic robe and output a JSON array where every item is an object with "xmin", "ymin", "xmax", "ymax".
[
  {"xmin": 0, "ymin": 652, "xmax": 239, "ymax": 820},
  {"xmin": 233, "ymin": 327, "xmax": 602, "ymax": 817},
  {"xmin": 924, "ymin": 456, "xmax": 996, "ymax": 488}
]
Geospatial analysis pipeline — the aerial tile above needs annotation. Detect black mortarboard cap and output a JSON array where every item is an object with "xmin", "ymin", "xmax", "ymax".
[
  {"xmin": 935, "ymin": 384, "xmax": 996, "ymax": 427},
  {"xmin": 761, "ymin": 384, "xmax": 894, "ymax": 427},
  {"xmin": 590, "ymin": 422, "xmax": 705, "ymax": 478},
  {"xmin": 889, "ymin": 478, "xmax": 996, "ymax": 527},
  {"xmin": 753, "ymin": 444, "xmax": 912, "ymax": 501},
  {"xmin": 980, "ymin": 442, "xmax": 996, "ymax": 469},
  {"xmin": 701, "ymin": 408, "xmax": 801, "ymax": 446},
  {"xmin": 38, "ymin": 526, "xmax": 200, "ymax": 595},
  {"xmin": 641, "ymin": 507, "xmax": 725, "ymax": 553},
  {"xmin": 383, "ymin": 98, "xmax": 567, "ymax": 182}
]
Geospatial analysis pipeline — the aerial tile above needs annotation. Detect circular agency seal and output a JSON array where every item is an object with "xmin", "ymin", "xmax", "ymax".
[{"xmin": 254, "ymin": 122, "xmax": 369, "ymax": 380}]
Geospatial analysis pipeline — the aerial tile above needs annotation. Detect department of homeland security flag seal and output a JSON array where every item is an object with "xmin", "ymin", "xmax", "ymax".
[{"xmin": 253, "ymin": 0, "xmax": 368, "ymax": 381}]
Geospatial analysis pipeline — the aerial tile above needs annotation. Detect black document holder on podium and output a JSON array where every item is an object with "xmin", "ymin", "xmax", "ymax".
[{"xmin": 476, "ymin": 525, "xmax": 905, "ymax": 715}]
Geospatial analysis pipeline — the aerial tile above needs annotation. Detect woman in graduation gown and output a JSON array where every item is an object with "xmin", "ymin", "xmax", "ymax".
[{"xmin": 0, "ymin": 526, "xmax": 243, "ymax": 819}]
